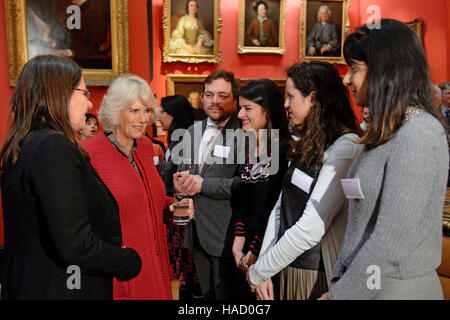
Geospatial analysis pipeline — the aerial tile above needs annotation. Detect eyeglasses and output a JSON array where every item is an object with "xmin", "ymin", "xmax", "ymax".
[
  {"xmin": 75, "ymin": 88, "xmax": 92, "ymax": 100},
  {"xmin": 349, "ymin": 64, "xmax": 368, "ymax": 75}
]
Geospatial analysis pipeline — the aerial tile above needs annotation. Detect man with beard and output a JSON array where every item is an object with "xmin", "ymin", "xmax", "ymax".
[{"xmin": 173, "ymin": 70, "xmax": 252, "ymax": 300}]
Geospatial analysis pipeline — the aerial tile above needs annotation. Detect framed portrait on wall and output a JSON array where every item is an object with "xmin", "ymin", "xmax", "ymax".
[
  {"xmin": 405, "ymin": 18, "xmax": 423, "ymax": 43},
  {"xmin": 4, "ymin": 0, "xmax": 129, "ymax": 86},
  {"xmin": 166, "ymin": 74, "xmax": 207, "ymax": 109},
  {"xmin": 299, "ymin": 0, "xmax": 350, "ymax": 64},
  {"xmin": 163, "ymin": 0, "xmax": 222, "ymax": 63},
  {"xmin": 237, "ymin": 0, "xmax": 286, "ymax": 54}
]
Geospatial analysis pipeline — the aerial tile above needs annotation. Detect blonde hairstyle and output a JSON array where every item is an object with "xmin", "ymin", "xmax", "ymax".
[
  {"xmin": 98, "ymin": 74, "xmax": 157, "ymax": 130},
  {"xmin": 317, "ymin": 5, "xmax": 331, "ymax": 22}
]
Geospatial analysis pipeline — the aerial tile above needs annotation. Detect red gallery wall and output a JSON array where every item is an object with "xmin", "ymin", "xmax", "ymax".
[{"xmin": 0, "ymin": 0, "xmax": 448, "ymax": 245}]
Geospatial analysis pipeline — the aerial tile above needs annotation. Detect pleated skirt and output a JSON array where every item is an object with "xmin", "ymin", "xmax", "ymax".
[{"xmin": 278, "ymin": 266, "xmax": 328, "ymax": 300}]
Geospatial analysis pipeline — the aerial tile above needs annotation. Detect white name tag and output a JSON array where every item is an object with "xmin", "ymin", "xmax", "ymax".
[
  {"xmin": 291, "ymin": 168, "xmax": 314, "ymax": 194},
  {"xmin": 213, "ymin": 145, "xmax": 231, "ymax": 158},
  {"xmin": 340, "ymin": 178, "xmax": 365, "ymax": 199},
  {"xmin": 153, "ymin": 156, "xmax": 160, "ymax": 166}
]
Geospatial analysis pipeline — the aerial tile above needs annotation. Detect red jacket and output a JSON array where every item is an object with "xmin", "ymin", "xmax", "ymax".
[{"xmin": 82, "ymin": 133, "xmax": 173, "ymax": 300}]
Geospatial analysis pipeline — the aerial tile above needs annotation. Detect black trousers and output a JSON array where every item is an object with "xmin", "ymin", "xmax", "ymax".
[{"xmin": 192, "ymin": 246, "xmax": 255, "ymax": 300}]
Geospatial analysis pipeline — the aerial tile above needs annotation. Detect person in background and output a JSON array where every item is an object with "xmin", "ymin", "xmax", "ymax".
[
  {"xmin": 158, "ymin": 95, "xmax": 201, "ymax": 298},
  {"xmin": 0, "ymin": 55, "xmax": 141, "ymax": 300},
  {"xmin": 359, "ymin": 106, "xmax": 371, "ymax": 132},
  {"xmin": 438, "ymin": 82, "xmax": 450, "ymax": 122},
  {"xmin": 79, "ymin": 113, "xmax": 98, "ymax": 141},
  {"xmin": 82, "ymin": 74, "xmax": 191, "ymax": 300},
  {"xmin": 246, "ymin": 62, "xmax": 363, "ymax": 300},
  {"xmin": 231, "ymin": 79, "xmax": 290, "ymax": 287},
  {"xmin": 323, "ymin": 19, "xmax": 447, "ymax": 300}
]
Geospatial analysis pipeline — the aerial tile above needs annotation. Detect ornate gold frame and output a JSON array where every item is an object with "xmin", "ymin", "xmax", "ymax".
[
  {"xmin": 405, "ymin": 18, "xmax": 423, "ymax": 43},
  {"xmin": 299, "ymin": 0, "xmax": 350, "ymax": 64},
  {"xmin": 162, "ymin": 0, "xmax": 222, "ymax": 63},
  {"xmin": 237, "ymin": 0, "xmax": 286, "ymax": 55},
  {"xmin": 166, "ymin": 74, "xmax": 208, "ymax": 96},
  {"xmin": 4, "ymin": 0, "xmax": 129, "ymax": 87}
]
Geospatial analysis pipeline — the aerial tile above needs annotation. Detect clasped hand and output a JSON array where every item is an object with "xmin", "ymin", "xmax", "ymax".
[{"xmin": 173, "ymin": 171, "xmax": 203, "ymax": 196}]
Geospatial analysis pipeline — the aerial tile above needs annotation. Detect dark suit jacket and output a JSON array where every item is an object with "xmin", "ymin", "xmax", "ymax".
[
  {"xmin": 0, "ymin": 129, "xmax": 141, "ymax": 300},
  {"xmin": 176, "ymin": 114, "xmax": 241, "ymax": 258}
]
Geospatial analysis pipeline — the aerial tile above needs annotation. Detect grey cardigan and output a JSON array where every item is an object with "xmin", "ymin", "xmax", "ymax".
[{"xmin": 330, "ymin": 111, "xmax": 448, "ymax": 299}]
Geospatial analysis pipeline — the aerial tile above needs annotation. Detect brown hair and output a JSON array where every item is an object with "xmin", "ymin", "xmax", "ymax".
[
  {"xmin": 0, "ymin": 55, "xmax": 86, "ymax": 170},
  {"xmin": 287, "ymin": 62, "xmax": 362, "ymax": 169},
  {"xmin": 203, "ymin": 70, "xmax": 239, "ymax": 100}
]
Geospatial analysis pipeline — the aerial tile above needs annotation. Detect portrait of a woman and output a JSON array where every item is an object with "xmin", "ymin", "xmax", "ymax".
[{"xmin": 169, "ymin": 0, "xmax": 213, "ymax": 55}]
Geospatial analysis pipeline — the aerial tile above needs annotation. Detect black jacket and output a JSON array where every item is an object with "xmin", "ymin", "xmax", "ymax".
[{"xmin": 0, "ymin": 129, "xmax": 141, "ymax": 300}]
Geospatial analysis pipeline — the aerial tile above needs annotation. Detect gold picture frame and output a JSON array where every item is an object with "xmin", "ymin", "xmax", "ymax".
[
  {"xmin": 299, "ymin": 0, "xmax": 350, "ymax": 64},
  {"xmin": 163, "ymin": 0, "xmax": 222, "ymax": 64},
  {"xmin": 405, "ymin": 18, "xmax": 423, "ymax": 43},
  {"xmin": 4, "ymin": 0, "xmax": 129, "ymax": 87},
  {"xmin": 237, "ymin": 0, "xmax": 286, "ymax": 55},
  {"xmin": 166, "ymin": 74, "xmax": 208, "ymax": 109}
]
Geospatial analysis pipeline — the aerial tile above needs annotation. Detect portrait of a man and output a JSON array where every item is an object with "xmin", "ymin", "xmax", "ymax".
[
  {"xmin": 238, "ymin": 0, "xmax": 285, "ymax": 54},
  {"xmin": 306, "ymin": 4, "xmax": 340, "ymax": 56},
  {"xmin": 300, "ymin": 0, "xmax": 349, "ymax": 63},
  {"xmin": 26, "ymin": 0, "xmax": 112, "ymax": 69},
  {"xmin": 245, "ymin": 0, "xmax": 279, "ymax": 47}
]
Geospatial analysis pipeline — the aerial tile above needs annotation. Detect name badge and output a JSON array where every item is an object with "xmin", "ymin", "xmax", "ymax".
[
  {"xmin": 291, "ymin": 168, "xmax": 314, "ymax": 194},
  {"xmin": 340, "ymin": 178, "xmax": 365, "ymax": 199},
  {"xmin": 153, "ymin": 156, "xmax": 160, "ymax": 166},
  {"xmin": 213, "ymin": 145, "xmax": 231, "ymax": 158}
]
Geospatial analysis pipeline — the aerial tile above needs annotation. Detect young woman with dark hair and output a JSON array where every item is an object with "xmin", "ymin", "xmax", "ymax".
[
  {"xmin": 246, "ymin": 62, "xmax": 363, "ymax": 300},
  {"xmin": 158, "ymin": 95, "xmax": 200, "ymax": 298},
  {"xmin": 323, "ymin": 19, "xmax": 447, "ymax": 300},
  {"xmin": 0, "ymin": 55, "xmax": 141, "ymax": 300},
  {"xmin": 159, "ymin": 95, "xmax": 196, "ymax": 195},
  {"xmin": 231, "ymin": 79, "xmax": 290, "ymax": 284}
]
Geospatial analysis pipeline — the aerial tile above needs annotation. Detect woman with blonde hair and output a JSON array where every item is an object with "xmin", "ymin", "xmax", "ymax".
[
  {"xmin": 0, "ymin": 55, "xmax": 141, "ymax": 299},
  {"xmin": 82, "ymin": 74, "xmax": 190, "ymax": 299}
]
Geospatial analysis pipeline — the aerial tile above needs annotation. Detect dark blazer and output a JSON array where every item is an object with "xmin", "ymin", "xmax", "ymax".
[
  {"xmin": 0, "ymin": 129, "xmax": 141, "ymax": 300},
  {"xmin": 176, "ymin": 113, "xmax": 241, "ymax": 257}
]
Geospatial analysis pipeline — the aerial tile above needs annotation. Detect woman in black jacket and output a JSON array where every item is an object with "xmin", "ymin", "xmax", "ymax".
[
  {"xmin": 0, "ymin": 55, "xmax": 141, "ymax": 300},
  {"xmin": 231, "ymin": 79, "xmax": 290, "ymax": 281}
]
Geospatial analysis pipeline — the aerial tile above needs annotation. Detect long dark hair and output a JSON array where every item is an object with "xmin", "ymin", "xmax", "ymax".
[
  {"xmin": 238, "ymin": 79, "xmax": 290, "ymax": 153},
  {"xmin": 344, "ymin": 19, "xmax": 445, "ymax": 149},
  {"xmin": 287, "ymin": 61, "xmax": 362, "ymax": 169},
  {"xmin": 161, "ymin": 95, "xmax": 195, "ymax": 144},
  {"xmin": 0, "ymin": 55, "xmax": 85, "ymax": 170}
]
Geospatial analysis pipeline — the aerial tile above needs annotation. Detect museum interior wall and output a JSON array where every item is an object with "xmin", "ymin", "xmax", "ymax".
[{"xmin": 0, "ymin": 0, "xmax": 449, "ymax": 244}]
